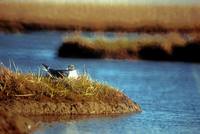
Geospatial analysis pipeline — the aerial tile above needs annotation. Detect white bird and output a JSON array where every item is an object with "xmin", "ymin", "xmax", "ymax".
[{"xmin": 67, "ymin": 64, "xmax": 78, "ymax": 79}]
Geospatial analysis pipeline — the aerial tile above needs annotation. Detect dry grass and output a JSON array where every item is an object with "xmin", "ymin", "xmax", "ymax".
[
  {"xmin": 59, "ymin": 32, "xmax": 187, "ymax": 58},
  {"xmin": 0, "ymin": 66, "xmax": 127, "ymax": 103},
  {"xmin": 0, "ymin": 2, "xmax": 200, "ymax": 32},
  {"xmin": 59, "ymin": 33, "xmax": 200, "ymax": 62}
]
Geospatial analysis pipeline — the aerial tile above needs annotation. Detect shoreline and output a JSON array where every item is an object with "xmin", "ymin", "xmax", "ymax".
[
  {"xmin": 0, "ymin": 98, "xmax": 141, "ymax": 116},
  {"xmin": 1, "ymin": 20, "xmax": 200, "ymax": 33},
  {"xmin": 0, "ymin": 3, "xmax": 200, "ymax": 33},
  {"xmin": 0, "ymin": 66, "xmax": 141, "ymax": 133}
]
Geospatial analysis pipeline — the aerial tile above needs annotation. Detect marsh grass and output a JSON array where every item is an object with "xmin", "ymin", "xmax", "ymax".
[
  {"xmin": 0, "ymin": 66, "xmax": 126, "ymax": 103},
  {"xmin": 59, "ymin": 32, "xmax": 188, "ymax": 59},
  {"xmin": 0, "ymin": 2, "xmax": 200, "ymax": 32},
  {"xmin": 59, "ymin": 33, "xmax": 200, "ymax": 62},
  {"xmin": 65, "ymin": 32, "xmax": 187, "ymax": 49}
]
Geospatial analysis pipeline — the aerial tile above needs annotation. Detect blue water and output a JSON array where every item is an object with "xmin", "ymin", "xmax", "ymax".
[{"xmin": 0, "ymin": 32, "xmax": 200, "ymax": 134}]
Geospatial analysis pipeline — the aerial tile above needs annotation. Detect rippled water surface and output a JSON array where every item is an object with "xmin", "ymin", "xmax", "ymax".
[{"xmin": 0, "ymin": 32, "xmax": 200, "ymax": 134}]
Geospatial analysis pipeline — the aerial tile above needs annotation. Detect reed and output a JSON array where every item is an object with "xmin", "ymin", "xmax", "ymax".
[
  {"xmin": 0, "ymin": 2, "xmax": 200, "ymax": 32},
  {"xmin": 59, "ymin": 33, "xmax": 200, "ymax": 62},
  {"xmin": 59, "ymin": 32, "xmax": 186, "ymax": 59}
]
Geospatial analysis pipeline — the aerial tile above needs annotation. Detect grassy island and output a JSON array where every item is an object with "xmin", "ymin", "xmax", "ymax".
[
  {"xmin": 0, "ymin": 66, "xmax": 141, "ymax": 133},
  {"xmin": 0, "ymin": 66, "xmax": 141, "ymax": 115},
  {"xmin": 58, "ymin": 33, "xmax": 200, "ymax": 62}
]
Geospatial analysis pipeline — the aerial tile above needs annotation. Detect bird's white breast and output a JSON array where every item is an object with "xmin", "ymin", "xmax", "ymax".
[{"xmin": 68, "ymin": 70, "xmax": 78, "ymax": 79}]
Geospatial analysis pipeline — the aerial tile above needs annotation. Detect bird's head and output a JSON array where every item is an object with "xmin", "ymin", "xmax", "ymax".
[{"xmin": 67, "ymin": 64, "xmax": 75, "ymax": 71}]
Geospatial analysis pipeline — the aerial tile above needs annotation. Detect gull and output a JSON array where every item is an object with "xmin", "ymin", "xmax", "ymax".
[{"xmin": 42, "ymin": 64, "xmax": 78, "ymax": 79}]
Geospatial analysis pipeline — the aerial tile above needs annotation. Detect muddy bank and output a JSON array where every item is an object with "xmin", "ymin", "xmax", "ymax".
[
  {"xmin": 0, "ymin": 98, "xmax": 140, "ymax": 116},
  {"xmin": 58, "ymin": 36, "xmax": 200, "ymax": 62}
]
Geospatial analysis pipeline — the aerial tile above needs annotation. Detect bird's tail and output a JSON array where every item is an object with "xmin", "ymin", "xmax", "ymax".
[{"xmin": 42, "ymin": 64, "xmax": 50, "ymax": 72}]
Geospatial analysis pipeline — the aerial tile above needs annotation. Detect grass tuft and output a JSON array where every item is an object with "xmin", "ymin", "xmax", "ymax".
[{"xmin": 0, "ymin": 66, "xmax": 129, "ymax": 104}]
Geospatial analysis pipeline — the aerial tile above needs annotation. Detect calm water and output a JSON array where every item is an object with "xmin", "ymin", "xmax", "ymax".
[{"xmin": 0, "ymin": 32, "xmax": 200, "ymax": 134}]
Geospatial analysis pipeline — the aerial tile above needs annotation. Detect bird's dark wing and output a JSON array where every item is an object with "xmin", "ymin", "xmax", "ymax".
[
  {"xmin": 42, "ymin": 64, "xmax": 68, "ymax": 78},
  {"xmin": 48, "ymin": 69, "xmax": 68, "ymax": 78},
  {"xmin": 57, "ymin": 70, "xmax": 69, "ymax": 77}
]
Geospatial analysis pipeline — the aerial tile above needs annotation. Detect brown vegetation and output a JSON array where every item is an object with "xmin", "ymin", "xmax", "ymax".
[
  {"xmin": 0, "ymin": 66, "xmax": 141, "ymax": 116},
  {"xmin": 0, "ymin": 65, "xmax": 141, "ymax": 133},
  {"xmin": 0, "ymin": 1, "xmax": 200, "ymax": 32},
  {"xmin": 58, "ymin": 33, "xmax": 200, "ymax": 62}
]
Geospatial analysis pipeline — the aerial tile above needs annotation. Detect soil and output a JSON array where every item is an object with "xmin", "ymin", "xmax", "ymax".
[
  {"xmin": 0, "ymin": 97, "xmax": 141, "ymax": 116},
  {"xmin": 0, "ymin": 96, "xmax": 141, "ymax": 134}
]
